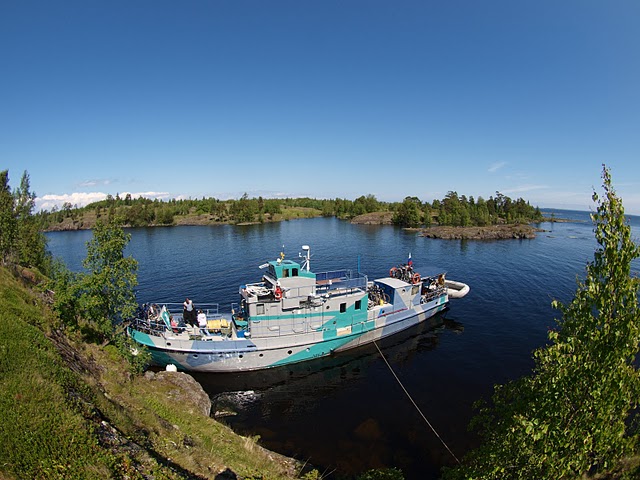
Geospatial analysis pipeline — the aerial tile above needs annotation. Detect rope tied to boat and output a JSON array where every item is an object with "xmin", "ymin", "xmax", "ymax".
[{"xmin": 373, "ymin": 340, "xmax": 461, "ymax": 465}]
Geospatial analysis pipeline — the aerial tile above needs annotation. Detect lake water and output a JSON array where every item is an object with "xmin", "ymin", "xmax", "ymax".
[{"xmin": 46, "ymin": 210, "xmax": 640, "ymax": 479}]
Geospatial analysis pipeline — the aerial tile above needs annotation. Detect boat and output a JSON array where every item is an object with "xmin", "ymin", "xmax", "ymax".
[
  {"xmin": 127, "ymin": 246, "xmax": 469, "ymax": 372},
  {"xmin": 444, "ymin": 279, "xmax": 471, "ymax": 299}
]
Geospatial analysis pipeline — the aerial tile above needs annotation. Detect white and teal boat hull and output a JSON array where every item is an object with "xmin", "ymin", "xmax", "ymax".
[{"xmin": 128, "ymin": 246, "xmax": 465, "ymax": 372}]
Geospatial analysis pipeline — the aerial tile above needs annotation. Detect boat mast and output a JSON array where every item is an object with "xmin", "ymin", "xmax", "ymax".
[{"xmin": 300, "ymin": 245, "xmax": 311, "ymax": 271}]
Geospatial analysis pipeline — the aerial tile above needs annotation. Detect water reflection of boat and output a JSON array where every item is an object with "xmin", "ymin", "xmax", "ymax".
[
  {"xmin": 193, "ymin": 314, "xmax": 463, "ymax": 416},
  {"xmin": 192, "ymin": 315, "xmax": 464, "ymax": 478},
  {"xmin": 129, "ymin": 246, "xmax": 468, "ymax": 372}
]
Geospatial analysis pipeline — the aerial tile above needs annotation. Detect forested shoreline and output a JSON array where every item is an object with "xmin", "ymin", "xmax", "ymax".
[{"xmin": 37, "ymin": 190, "xmax": 543, "ymax": 231}]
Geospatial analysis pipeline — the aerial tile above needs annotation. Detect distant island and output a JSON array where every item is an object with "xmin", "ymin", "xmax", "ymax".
[
  {"xmin": 38, "ymin": 191, "xmax": 547, "ymax": 238},
  {"xmin": 419, "ymin": 224, "xmax": 541, "ymax": 240},
  {"xmin": 350, "ymin": 213, "xmax": 544, "ymax": 239}
]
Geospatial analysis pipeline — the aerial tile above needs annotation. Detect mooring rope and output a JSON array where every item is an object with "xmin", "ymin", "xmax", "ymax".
[{"xmin": 373, "ymin": 340, "xmax": 461, "ymax": 465}]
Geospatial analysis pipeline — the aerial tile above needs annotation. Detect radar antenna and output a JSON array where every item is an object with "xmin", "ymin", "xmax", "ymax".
[{"xmin": 299, "ymin": 245, "xmax": 311, "ymax": 271}]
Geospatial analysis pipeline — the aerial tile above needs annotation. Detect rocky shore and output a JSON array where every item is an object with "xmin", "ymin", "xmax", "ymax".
[
  {"xmin": 349, "ymin": 212, "xmax": 544, "ymax": 239},
  {"xmin": 350, "ymin": 212, "xmax": 394, "ymax": 225},
  {"xmin": 420, "ymin": 224, "xmax": 541, "ymax": 240}
]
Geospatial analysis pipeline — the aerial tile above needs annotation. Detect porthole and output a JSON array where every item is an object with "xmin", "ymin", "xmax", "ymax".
[
  {"xmin": 259, "ymin": 353, "xmax": 264, "ymax": 357},
  {"xmin": 239, "ymin": 354, "xmax": 243, "ymax": 359},
  {"xmin": 166, "ymin": 342, "xmax": 171, "ymax": 346},
  {"xmin": 288, "ymin": 350, "xmax": 292, "ymax": 355},
  {"xmin": 192, "ymin": 354, "xmax": 198, "ymax": 358}
]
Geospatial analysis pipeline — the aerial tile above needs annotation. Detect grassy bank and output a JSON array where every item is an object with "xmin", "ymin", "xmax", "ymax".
[
  {"xmin": 0, "ymin": 266, "xmax": 304, "ymax": 479},
  {"xmin": 0, "ymin": 267, "xmax": 113, "ymax": 478}
]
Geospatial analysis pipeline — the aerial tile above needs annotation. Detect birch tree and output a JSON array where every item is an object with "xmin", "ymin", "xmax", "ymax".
[{"xmin": 444, "ymin": 166, "xmax": 640, "ymax": 479}]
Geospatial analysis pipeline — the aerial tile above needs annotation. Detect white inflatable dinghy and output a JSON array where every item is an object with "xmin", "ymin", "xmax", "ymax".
[{"xmin": 445, "ymin": 279, "xmax": 470, "ymax": 299}]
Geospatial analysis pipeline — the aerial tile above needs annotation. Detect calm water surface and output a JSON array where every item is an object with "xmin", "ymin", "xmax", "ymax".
[{"xmin": 46, "ymin": 211, "xmax": 640, "ymax": 479}]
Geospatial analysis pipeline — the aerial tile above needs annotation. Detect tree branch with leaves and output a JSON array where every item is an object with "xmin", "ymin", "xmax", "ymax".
[
  {"xmin": 78, "ymin": 218, "xmax": 139, "ymax": 341},
  {"xmin": 444, "ymin": 166, "xmax": 640, "ymax": 479}
]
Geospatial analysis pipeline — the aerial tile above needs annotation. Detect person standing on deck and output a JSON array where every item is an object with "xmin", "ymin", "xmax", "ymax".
[
  {"xmin": 183, "ymin": 298, "xmax": 196, "ymax": 327},
  {"xmin": 197, "ymin": 310, "xmax": 207, "ymax": 335}
]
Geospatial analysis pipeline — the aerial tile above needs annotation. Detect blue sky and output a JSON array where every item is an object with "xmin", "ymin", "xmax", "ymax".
[{"xmin": 2, "ymin": 1, "xmax": 639, "ymax": 214}]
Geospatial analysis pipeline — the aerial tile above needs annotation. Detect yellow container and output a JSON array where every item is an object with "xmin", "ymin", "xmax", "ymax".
[{"xmin": 207, "ymin": 319, "xmax": 230, "ymax": 331}]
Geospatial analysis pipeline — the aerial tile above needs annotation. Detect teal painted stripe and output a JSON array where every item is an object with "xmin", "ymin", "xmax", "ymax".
[
  {"xmin": 252, "ymin": 302, "xmax": 368, "ymax": 332},
  {"xmin": 269, "ymin": 333, "xmax": 362, "ymax": 367},
  {"xmin": 129, "ymin": 328, "xmax": 184, "ymax": 368},
  {"xmin": 255, "ymin": 312, "xmax": 333, "ymax": 321},
  {"xmin": 150, "ymin": 349, "xmax": 184, "ymax": 369},
  {"xmin": 129, "ymin": 328, "xmax": 155, "ymax": 347}
]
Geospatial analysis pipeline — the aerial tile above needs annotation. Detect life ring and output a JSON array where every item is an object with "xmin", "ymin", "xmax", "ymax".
[
  {"xmin": 389, "ymin": 267, "xmax": 397, "ymax": 278},
  {"xmin": 412, "ymin": 273, "xmax": 421, "ymax": 284},
  {"xmin": 274, "ymin": 287, "xmax": 283, "ymax": 300}
]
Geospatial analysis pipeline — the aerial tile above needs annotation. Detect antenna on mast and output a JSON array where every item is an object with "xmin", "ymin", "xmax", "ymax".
[{"xmin": 300, "ymin": 245, "xmax": 311, "ymax": 271}]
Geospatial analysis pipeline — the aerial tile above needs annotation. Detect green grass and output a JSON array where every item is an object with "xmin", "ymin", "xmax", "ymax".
[
  {"xmin": 273, "ymin": 207, "xmax": 322, "ymax": 221},
  {"xmin": 0, "ymin": 266, "xmax": 303, "ymax": 479},
  {"xmin": 0, "ymin": 268, "xmax": 112, "ymax": 479}
]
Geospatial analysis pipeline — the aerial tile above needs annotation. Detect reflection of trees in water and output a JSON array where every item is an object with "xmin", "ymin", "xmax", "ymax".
[
  {"xmin": 196, "ymin": 313, "xmax": 461, "ymax": 400},
  {"xmin": 192, "ymin": 314, "xmax": 464, "ymax": 478}
]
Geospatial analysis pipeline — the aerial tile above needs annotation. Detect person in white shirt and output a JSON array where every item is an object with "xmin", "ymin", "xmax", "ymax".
[{"xmin": 197, "ymin": 310, "xmax": 208, "ymax": 334}]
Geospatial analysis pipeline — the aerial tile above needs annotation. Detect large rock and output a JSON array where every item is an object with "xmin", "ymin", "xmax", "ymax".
[
  {"xmin": 350, "ymin": 212, "xmax": 394, "ymax": 225},
  {"xmin": 153, "ymin": 371, "xmax": 212, "ymax": 417}
]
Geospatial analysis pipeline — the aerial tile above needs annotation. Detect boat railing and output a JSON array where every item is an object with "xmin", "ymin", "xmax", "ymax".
[
  {"xmin": 129, "ymin": 316, "xmax": 170, "ymax": 336},
  {"xmin": 156, "ymin": 302, "xmax": 221, "ymax": 317},
  {"xmin": 129, "ymin": 302, "xmax": 223, "ymax": 336},
  {"xmin": 131, "ymin": 302, "xmax": 222, "ymax": 333},
  {"xmin": 316, "ymin": 269, "xmax": 367, "ymax": 294},
  {"xmin": 422, "ymin": 284, "xmax": 447, "ymax": 302},
  {"xmin": 316, "ymin": 269, "xmax": 351, "ymax": 283}
]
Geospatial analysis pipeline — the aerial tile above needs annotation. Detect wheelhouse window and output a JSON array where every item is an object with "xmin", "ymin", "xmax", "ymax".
[
  {"xmin": 340, "ymin": 303, "xmax": 347, "ymax": 313},
  {"xmin": 355, "ymin": 300, "xmax": 362, "ymax": 310},
  {"xmin": 256, "ymin": 304, "xmax": 265, "ymax": 315}
]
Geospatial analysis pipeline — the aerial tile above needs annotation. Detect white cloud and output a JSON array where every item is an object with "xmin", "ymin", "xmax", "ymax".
[
  {"xmin": 77, "ymin": 178, "xmax": 113, "ymax": 187},
  {"xmin": 488, "ymin": 161, "xmax": 507, "ymax": 173},
  {"xmin": 501, "ymin": 184, "xmax": 549, "ymax": 195},
  {"xmin": 37, "ymin": 192, "xmax": 108, "ymax": 211},
  {"xmin": 121, "ymin": 191, "xmax": 171, "ymax": 201},
  {"xmin": 36, "ymin": 191, "xmax": 170, "ymax": 211}
]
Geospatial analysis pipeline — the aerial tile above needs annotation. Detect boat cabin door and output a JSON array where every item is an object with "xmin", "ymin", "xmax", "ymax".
[{"xmin": 293, "ymin": 308, "xmax": 306, "ymax": 334}]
